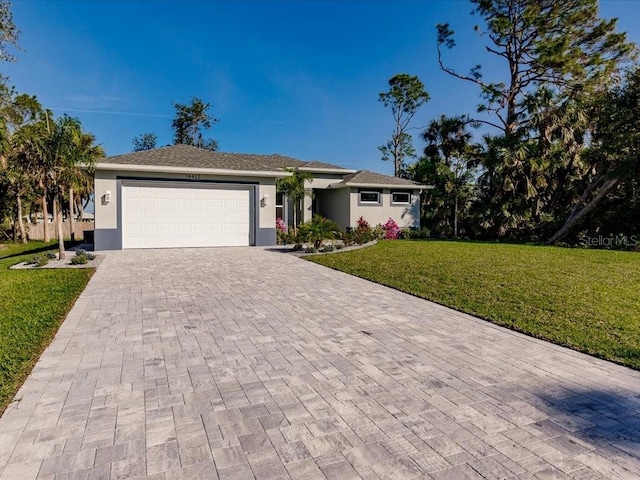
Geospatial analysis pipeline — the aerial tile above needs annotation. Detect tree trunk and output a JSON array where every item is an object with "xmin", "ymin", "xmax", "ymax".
[
  {"xmin": 69, "ymin": 187, "xmax": 75, "ymax": 240},
  {"xmin": 548, "ymin": 178, "xmax": 621, "ymax": 244},
  {"xmin": 55, "ymin": 194, "xmax": 66, "ymax": 260},
  {"xmin": 76, "ymin": 196, "xmax": 84, "ymax": 221},
  {"xmin": 16, "ymin": 194, "xmax": 27, "ymax": 244},
  {"xmin": 293, "ymin": 201, "xmax": 298, "ymax": 233},
  {"xmin": 69, "ymin": 187, "xmax": 75, "ymax": 221},
  {"xmin": 453, "ymin": 197, "xmax": 458, "ymax": 237},
  {"xmin": 42, "ymin": 187, "xmax": 50, "ymax": 242}
]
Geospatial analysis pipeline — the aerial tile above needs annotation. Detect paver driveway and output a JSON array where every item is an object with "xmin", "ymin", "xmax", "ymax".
[{"xmin": 1, "ymin": 247, "xmax": 639, "ymax": 480}]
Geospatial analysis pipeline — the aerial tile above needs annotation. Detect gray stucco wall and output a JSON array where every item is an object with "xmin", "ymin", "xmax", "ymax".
[
  {"xmin": 94, "ymin": 228, "xmax": 122, "ymax": 251},
  {"xmin": 317, "ymin": 188, "xmax": 351, "ymax": 230},
  {"xmin": 255, "ymin": 228, "xmax": 276, "ymax": 246}
]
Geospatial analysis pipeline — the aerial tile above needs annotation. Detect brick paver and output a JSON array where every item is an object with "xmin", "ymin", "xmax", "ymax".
[{"xmin": 1, "ymin": 247, "xmax": 639, "ymax": 479}]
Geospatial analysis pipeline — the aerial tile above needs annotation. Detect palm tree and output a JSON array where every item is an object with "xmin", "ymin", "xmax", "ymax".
[
  {"xmin": 276, "ymin": 167, "xmax": 313, "ymax": 231},
  {"xmin": 411, "ymin": 115, "xmax": 477, "ymax": 237},
  {"xmin": 36, "ymin": 115, "xmax": 102, "ymax": 259},
  {"xmin": 67, "ymin": 131, "xmax": 102, "ymax": 238},
  {"xmin": 0, "ymin": 90, "xmax": 43, "ymax": 243},
  {"xmin": 14, "ymin": 117, "xmax": 50, "ymax": 240}
]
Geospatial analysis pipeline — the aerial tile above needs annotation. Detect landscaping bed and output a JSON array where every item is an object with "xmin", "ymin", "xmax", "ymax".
[
  {"xmin": 308, "ymin": 240, "xmax": 640, "ymax": 370},
  {"xmin": 288, "ymin": 240, "xmax": 377, "ymax": 256},
  {"xmin": 11, "ymin": 247, "xmax": 102, "ymax": 270}
]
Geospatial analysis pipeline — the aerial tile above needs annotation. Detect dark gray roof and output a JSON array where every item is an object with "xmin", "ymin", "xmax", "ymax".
[
  {"xmin": 97, "ymin": 146, "xmax": 422, "ymax": 187},
  {"xmin": 98, "ymin": 144, "xmax": 361, "ymax": 173},
  {"xmin": 299, "ymin": 160, "xmax": 354, "ymax": 171},
  {"xmin": 336, "ymin": 170, "xmax": 423, "ymax": 187},
  {"xmin": 98, "ymin": 144, "xmax": 306, "ymax": 172}
]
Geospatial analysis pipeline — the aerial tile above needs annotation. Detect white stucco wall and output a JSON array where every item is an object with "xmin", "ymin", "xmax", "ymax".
[{"xmin": 94, "ymin": 171, "xmax": 118, "ymax": 230}]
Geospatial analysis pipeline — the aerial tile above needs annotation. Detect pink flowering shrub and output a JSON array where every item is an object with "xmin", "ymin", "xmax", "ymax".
[
  {"xmin": 382, "ymin": 217, "xmax": 400, "ymax": 239},
  {"xmin": 276, "ymin": 217, "xmax": 295, "ymax": 244}
]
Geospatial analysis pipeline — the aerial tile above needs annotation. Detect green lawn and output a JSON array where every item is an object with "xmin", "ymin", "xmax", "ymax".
[
  {"xmin": 307, "ymin": 240, "xmax": 640, "ymax": 370},
  {"xmin": 0, "ymin": 242, "xmax": 93, "ymax": 414}
]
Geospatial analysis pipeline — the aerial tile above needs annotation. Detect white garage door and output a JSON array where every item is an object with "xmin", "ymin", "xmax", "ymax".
[{"xmin": 122, "ymin": 182, "xmax": 251, "ymax": 249}]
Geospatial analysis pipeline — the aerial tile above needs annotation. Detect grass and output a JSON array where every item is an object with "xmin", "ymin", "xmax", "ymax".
[
  {"xmin": 0, "ymin": 241, "xmax": 93, "ymax": 414},
  {"xmin": 307, "ymin": 240, "xmax": 640, "ymax": 370}
]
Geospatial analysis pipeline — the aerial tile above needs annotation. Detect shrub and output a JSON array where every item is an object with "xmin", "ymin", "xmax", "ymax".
[
  {"xmin": 70, "ymin": 254, "xmax": 89, "ymax": 265},
  {"xmin": 372, "ymin": 224, "xmax": 385, "ymax": 240},
  {"xmin": 382, "ymin": 218, "xmax": 401, "ymax": 240},
  {"xmin": 343, "ymin": 230, "xmax": 355, "ymax": 246},
  {"xmin": 399, "ymin": 226, "xmax": 431, "ymax": 240},
  {"xmin": 276, "ymin": 217, "xmax": 287, "ymax": 233},
  {"xmin": 292, "ymin": 243, "xmax": 303, "ymax": 252},
  {"xmin": 277, "ymin": 226, "xmax": 296, "ymax": 245},
  {"xmin": 44, "ymin": 251, "xmax": 57, "ymax": 260},
  {"xmin": 354, "ymin": 216, "xmax": 373, "ymax": 244},
  {"xmin": 27, "ymin": 255, "xmax": 49, "ymax": 267},
  {"xmin": 335, "ymin": 243, "xmax": 345, "ymax": 250},
  {"xmin": 72, "ymin": 248, "xmax": 95, "ymax": 260},
  {"xmin": 276, "ymin": 217, "xmax": 290, "ymax": 245},
  {"xmin": 297, "ymin": 215, "xmax": 342, "ymax": 249},
  {"xmin": 415, "ymin": 227, "xmax": 431, "ymax": 239},
  {"xmin": 304, "ymin": 246, "xmax": 317, "ymax": 254},
  {"xmin": 321, "ymin": 244, "xmax": 335, "ymax": 253}
]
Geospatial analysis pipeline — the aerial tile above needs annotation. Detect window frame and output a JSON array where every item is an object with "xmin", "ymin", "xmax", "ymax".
[
  {"xmin": 358, "ymin": 190, "xmax": 382, "ymax": 205},
  {"xmin": 391, "ymin": 191, "xmax": 411, "ymax": 205}
]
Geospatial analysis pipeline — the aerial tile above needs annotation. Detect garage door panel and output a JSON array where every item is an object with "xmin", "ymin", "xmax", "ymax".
[
  {"xmin": 160, "ymin": 209, "xmax": 177, "ymax": 219},
  {"xmin": 122, "ymin": 183, "xmax": 251, "ymax": 249}
]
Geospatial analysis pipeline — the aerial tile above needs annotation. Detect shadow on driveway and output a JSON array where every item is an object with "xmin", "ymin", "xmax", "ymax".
[{"xmin": 536, "ymin": 388, "xmax": 640, "ymax": 457}]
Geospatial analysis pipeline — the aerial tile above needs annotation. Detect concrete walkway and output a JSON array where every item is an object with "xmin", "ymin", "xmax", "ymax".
[{"xmin": 1, "ymin": 247, "xmax": 639, "ymax": 480}]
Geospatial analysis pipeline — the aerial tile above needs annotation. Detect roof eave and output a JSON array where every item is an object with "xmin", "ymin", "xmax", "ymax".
[
  {"xmin": 94, "ymin": 162, "xmax": 292, "ymax": 178},
  {"xmin": 298, "ymin": 167, "xmax": 359, "ymax": 174},
  {"xmin": 330, "ymin": 182, "xmax": 427, "ymax": 190}
]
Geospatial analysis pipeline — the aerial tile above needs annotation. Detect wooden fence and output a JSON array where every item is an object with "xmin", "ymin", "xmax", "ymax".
[{"xmin": 27, "ymin": 221, "xmax": 94, "ymax": 241}]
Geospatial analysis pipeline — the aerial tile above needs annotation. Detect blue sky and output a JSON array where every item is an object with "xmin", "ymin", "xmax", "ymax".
[{"xmin": 4, "ymin": 0, "xmax": 639, "ymax": 176}]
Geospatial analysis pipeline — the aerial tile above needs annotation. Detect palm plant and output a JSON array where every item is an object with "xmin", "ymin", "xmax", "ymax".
[{"xmin": 297, "ymin": 215, "xmax": 341, "ymax": 249}]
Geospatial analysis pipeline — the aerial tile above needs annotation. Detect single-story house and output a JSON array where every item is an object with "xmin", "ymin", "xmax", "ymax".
[{"xmin": 94, "ymin": 144, "xmax": 425, "ymax": 250}]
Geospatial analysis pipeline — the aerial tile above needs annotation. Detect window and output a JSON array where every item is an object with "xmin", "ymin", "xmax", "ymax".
[
  {"xmin": 276, "ymin": 191, "xmax": 285, "ymax": 221},
  {"xmin": 391, "ymin": 192, "xmax": 411, "ymax": 204},
  {"xmin": 359, "ymin": 191, "xmax": 381, "ymax": 204}
]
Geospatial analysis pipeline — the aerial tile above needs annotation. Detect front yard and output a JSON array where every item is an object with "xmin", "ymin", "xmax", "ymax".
[
  {"xmin": 308, "ymin": 240, "xmax": 640, "ymax": 370},
  {"xmin": 0, "ymin": 242, "xmax": 93, "ymax": 414}
]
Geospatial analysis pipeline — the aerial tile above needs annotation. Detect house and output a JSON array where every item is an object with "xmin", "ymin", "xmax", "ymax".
[{"xmin": 93, "ymin": 144, "xmax": 425, "ymax": 250}]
